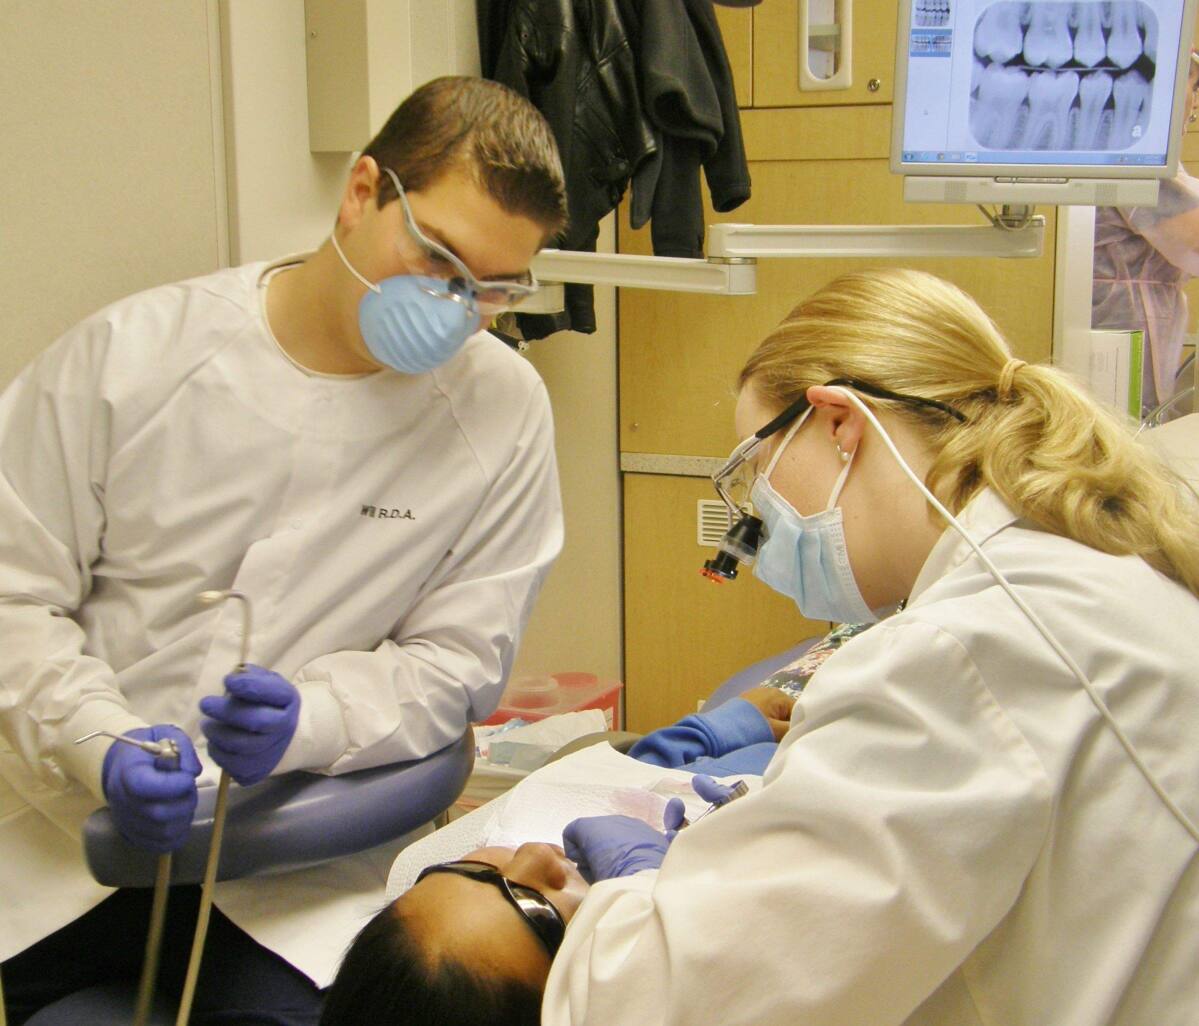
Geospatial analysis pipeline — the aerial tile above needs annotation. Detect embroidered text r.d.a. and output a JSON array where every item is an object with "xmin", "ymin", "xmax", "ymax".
[{"xmin": 361, "ymin": 505, "xmax": 416, "ymax": 521}]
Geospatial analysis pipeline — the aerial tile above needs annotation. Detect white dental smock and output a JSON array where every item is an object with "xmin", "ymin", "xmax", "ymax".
[
  {"xmin": 0, "ymin": 258, "xmax": 563, "ymax": 984},
  {"xmin": 543, "ymin": 489, "xmax": 1199, "ymax": 1026}
]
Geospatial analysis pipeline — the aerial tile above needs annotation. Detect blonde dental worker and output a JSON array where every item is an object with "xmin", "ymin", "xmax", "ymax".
[
  {"xmin": 0, "ymin": 77, "xmax": 565, "ymax": 1024},
  {"xmin": 549, "ymin": 269, "xmax": 1199, "ymax": 1026}
]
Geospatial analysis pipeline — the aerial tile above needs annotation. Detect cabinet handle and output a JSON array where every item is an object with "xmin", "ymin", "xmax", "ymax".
[{"xmin": 798, "ymin": 0, "xmax": 853, "ymax": 92}]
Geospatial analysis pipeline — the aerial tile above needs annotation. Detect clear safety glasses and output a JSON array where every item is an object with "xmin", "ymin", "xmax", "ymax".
[
  {"xmin": 383, "ymin": 168, "xmax": 540, "ymax": 318},
  {"xmin": 415, "ymin": 859, "xmax": 566, "ymax": 956}
]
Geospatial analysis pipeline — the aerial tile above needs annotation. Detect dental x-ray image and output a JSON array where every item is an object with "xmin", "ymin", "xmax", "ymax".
[
  {"xmin": 970, "ymin": 1, "xmax": 1157, "ymax": 150},
  {"xmin": 916, "ymin": 0, "xmax": 952, "ymax": 27}
]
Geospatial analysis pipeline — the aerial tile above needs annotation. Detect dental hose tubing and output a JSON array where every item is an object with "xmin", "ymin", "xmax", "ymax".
[{"xmin": 175, "ymin": 770, "xmax": 232, "ymax": 1026}]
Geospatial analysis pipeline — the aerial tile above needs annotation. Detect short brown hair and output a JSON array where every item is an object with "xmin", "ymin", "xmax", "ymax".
[{"xmin": 362, "ymin": 76, "xmax": 567, "ymax": 238}]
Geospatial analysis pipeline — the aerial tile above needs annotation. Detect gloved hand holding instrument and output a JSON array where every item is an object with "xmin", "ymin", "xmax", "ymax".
[
  {"xmin": 100, "ymin": 725, "xmax": 202, "ymax": 853},
  {"xmin": 72, "ymin": 725, "xmax": 201, "ymax": 1026},
  {"xmin": 71, "ymin": 588, "xmax": 293, "ymax": 1026},
  {"xmin": 199, "ymin": 665, "xmax": 299, "ymax": 787},
  {"xmin": 563, "ymin": 774, "xmax": 749, "ymax": 883}
]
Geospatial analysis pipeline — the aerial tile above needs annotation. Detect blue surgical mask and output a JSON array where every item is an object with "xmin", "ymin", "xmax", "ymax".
[
  {"xmin": 750, "ymin": 408, "xmax": 878, "ymax": 626},
  {"xmin": 330, "ymin": 231, "xmax": 480, "ymax": 375}
]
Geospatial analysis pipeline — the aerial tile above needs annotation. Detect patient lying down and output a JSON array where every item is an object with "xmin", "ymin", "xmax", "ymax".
[
  {"xmin": 321, "ymin": 839, "xmax": 584, "ymax": 1025},
  {"xmin": 318, "ymin": 688, "xmax": 794, "ymax": 1026}
]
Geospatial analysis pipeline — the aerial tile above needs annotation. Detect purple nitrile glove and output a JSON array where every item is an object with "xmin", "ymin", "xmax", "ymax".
[
  {"xmin": 563, "ymin": 815, "xmax": 673, "ymax": 883},
  {"xmin": 101, "ymin": 725, "xmax": 202, "ymax": 853},
  {"xmin": 663, "ymin": 797, "xmax": 688, "ymax": 841},
  {"xmin": 199, "ymin": 664, "xmax": 300, "ymax": 786},
  {"xmin": 691, "ymin": 774, "xmax": 742, "ymax": 806}
]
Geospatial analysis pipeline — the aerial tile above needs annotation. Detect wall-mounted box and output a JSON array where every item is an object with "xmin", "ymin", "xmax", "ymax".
[{"xmin": 303, "ymin": 0, "xmax": 481, "ymax": 153}]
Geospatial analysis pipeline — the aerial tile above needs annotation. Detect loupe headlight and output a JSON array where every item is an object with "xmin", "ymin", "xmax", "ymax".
[
  {"xmin": 703, "ymin": 434, "xmax": 768, "ymax": 583},
  {"xmin": 701, "ymin": 511, "xmax": 763, "ymax": 582}
]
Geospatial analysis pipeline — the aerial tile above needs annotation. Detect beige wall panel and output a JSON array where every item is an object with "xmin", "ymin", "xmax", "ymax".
[
  {"xmin": 518, "ymin": 218, "xmax": 623, "ymax": 686},
  {"xmin": 1, "ymin": 0, "xmax": 223, "ymax": 388},
  {"xmin": 619, "ymin": 107, "xmax": 1057, "ymax": 458},
  {"xmin": 753, "ymin": 0, "xmax": 897, "ymax": 108},
  {"xmin": 715, "ymin": 4, "xmax": 753, "ymax": 108},
  {"xmin": 622, "ymin": 474, "xmax": 827, "ymax": 732}
]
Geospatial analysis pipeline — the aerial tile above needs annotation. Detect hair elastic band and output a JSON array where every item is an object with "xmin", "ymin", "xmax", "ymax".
[{"xmin": 997, "ymin": 358, "xmax": 1027, "ymax": 399}]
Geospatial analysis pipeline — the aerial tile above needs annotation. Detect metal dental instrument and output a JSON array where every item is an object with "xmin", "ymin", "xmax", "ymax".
[
  {"xmin": 72, "ymin": 731, "xmax": 182, "ymax": 1026},
  {"xmin": 679, "ymin": 779, "xmax": 750, "ymax": 829},
  {"xmin": 198, "ymin": 589, "xmax": 252, "ymax": 670},
  {"xmin": 173, "ymin": 589, "xmax": 251, "ymax": 1026},
  {"xmin": 74, "ymin": 731, "xmax": 180, "ymax": 761}
]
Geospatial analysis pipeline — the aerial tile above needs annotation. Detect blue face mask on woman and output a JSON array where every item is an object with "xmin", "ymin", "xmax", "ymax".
[{"xmin": 749, "ymin": 407, "xmax": 878, "ymax": 626}]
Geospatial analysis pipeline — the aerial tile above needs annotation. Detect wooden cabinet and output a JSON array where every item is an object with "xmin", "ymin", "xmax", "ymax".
[
  {"xmin": 715, "ymin": 4, "xmax": 754, "ymax": 108},
  {"xmin": 622, "ymin": 474, "xmax": 829, "ymax": 733},
  {"xmin": 753, "ymin": 0, "xmax": 898, "ymax": 108},
  {"xmin": 620, "ymin": 105, "xmax": 1056, "ymax": 461}
]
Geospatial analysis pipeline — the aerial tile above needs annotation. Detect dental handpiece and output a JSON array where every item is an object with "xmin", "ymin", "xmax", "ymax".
[{"xmin": 74, "ymin": 730, "xmax": 180, "ymax": 761}]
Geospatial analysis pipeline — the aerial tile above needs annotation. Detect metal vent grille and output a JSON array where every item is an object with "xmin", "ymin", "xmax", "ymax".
[{"xmin": 697, "ymin": 500, "xmax": 732, "ymax": 546}]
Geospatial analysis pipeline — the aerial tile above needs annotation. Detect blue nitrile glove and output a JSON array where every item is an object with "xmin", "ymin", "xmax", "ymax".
[
  {"xmin": 199, "ymin": 664, "xmax": 300, "ymax": 786},
  {"xmin": 563, "ymin": 815, "xmax": 673, "ymax": 883},
  {"xmin": 101, "ymin": 726, "xmax": 202, "ymax": 853}
]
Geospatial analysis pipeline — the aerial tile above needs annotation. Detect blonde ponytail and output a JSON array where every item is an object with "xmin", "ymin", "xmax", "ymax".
[{"xmin": 740, "ymin": 268, "xmax": 1199, "ymax": 598}]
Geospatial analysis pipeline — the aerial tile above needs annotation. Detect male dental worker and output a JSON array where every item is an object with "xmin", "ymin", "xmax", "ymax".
[{"xmin": 0, "ymin": 76, "xmax": 566, "ymax": 1025}]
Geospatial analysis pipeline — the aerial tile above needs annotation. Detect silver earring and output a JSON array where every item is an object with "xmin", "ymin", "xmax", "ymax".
[{"xmin": 836, "ymin": 443, "xmax": 851, "ymax": 463}]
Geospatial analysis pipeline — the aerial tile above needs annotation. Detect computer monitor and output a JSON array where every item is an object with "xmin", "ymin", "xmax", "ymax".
[{"xmin": 892, "ymin": 0, "xmax": 1199, "ymax": 205}]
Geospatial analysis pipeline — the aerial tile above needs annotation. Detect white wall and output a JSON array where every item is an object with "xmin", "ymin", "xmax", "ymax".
[
  {"xmin": 220, "ymin": 0, "xmax": 351, "ymax": 262},
  {"xmin": 0, "ymin": 0, "xmax": 622, "ymax": 692},
  {"xmin": 0, "ymin": 0, "xmax": 226, "ymax": 386},
  {"xmin": 522, "ymin": 222, "xmax": 623, "ymax": 685}
]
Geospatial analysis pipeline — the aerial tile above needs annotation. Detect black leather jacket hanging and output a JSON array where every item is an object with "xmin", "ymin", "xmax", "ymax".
[{"xmin": 479, "ymin": 0, "xmax": 750, "ymax": 338}]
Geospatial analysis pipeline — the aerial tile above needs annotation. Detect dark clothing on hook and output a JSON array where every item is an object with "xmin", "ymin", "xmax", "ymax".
[
  {"xmin": 622, "ymin": 0, "xmax": 751, "ymax": 256},
  {"xmin": 479, "ymin": 0, "xmax": 750, "ymax": 338},
  {"xmin": 481, "ymin": 0, "xmax": 656, "ymax": 337}
]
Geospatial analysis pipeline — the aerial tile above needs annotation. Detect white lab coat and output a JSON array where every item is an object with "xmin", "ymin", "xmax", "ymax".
[
  {"xmin": 544, "ymin": 489, "xmax": 1199, "ymax": 1026},
  {"xmin": 0, "ymin": 258, "xmax": 563, "ymax": 983}
]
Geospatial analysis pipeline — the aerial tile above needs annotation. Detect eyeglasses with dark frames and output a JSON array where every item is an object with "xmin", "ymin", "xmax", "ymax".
[
  {"xmin": 702, "ymin": 378, "xmax": 967, "ymax": 583},
  {"xmin": 414, "ymin": 859, "xmax": 567, "ymax": 956}
]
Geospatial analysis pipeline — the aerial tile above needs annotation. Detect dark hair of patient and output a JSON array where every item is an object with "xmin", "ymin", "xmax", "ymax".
[{"xmin": 319, "ymin": 902, "xmax": 543, "ymax": 1026}]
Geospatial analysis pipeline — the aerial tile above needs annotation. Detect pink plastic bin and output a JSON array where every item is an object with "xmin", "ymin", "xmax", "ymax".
[{"xmin": 481, "ymin": 671, "xmax": 624, "ymax": 730}]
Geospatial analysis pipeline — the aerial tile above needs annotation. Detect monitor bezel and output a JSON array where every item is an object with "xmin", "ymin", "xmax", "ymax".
[{"xmin": 889, "ymin": 0, "xmax": 1199, "ymax": 183}]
